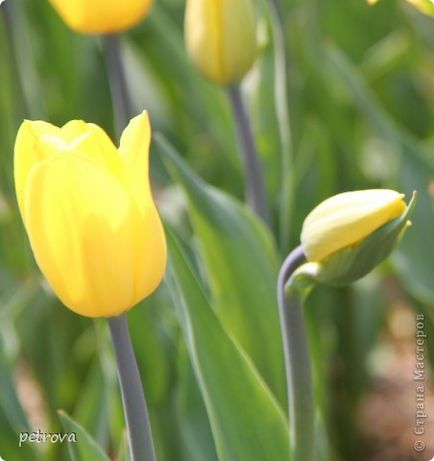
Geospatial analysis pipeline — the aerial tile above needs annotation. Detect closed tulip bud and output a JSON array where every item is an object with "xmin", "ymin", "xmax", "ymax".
[
  {"xmin": 291, "ymin": 190, "xmax": 415, "ymax": 288},
  {"xmin": 49, "ymin": 0, "xmax": 153, "ymax": 34},
  {"xmin": 14, "ymin": 112, "xmax": 167, "ymax": 317},
  {"xmin": 185, "ymin": 0, "xmax": 258, "ymax": 85}
]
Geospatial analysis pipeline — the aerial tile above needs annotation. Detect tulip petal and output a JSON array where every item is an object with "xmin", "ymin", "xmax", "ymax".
[
  {"xmin": 129, "ymin": 203, "xmax": 167, "ymax": 306},
  {"xmin": 185, "ymin": 0, "xmax": 223, "ymax": 83},
  {"xmin": 61, "ymin": 121, "xmax": 123, "ymax": 176},
  {"xmin": 220, "ymin": 0, "xmax": 257, "ymax": 83},
  {"xmin": 119, "ymin": 111, "xmax": 152, "ymax": 210},
  {"xmin": 15, "ymin": 120, "xmax": 124, "ymax": 218},
  {"xmin": 185, "ymin": 0, "xmax": 257, "ymax": 84},
  {"xmin": 24, "ymin": 154, "xmax": 136, "ymax": 317},
  {"xmin": 49, "ymin": 0, "xmax": 153, "ymax": 34},
  {"xmin": 301, "ymin": 189, "xmax": 406, "ymax": 262},
  {"xmin": 14, "ymin": 121, "xmax": 63, "ymax": 215},
  {"xmin": 118, "ymin": 111, "xmax": 167, "ymax": 304}
]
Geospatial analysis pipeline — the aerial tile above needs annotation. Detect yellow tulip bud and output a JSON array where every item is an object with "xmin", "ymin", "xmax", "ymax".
[
  {"xmin": 14, "ymin": 112, "xmax": 167, "ymax": 318},
  {"xmin": 49, "ymin": 0, "xmax": 153, "ymax": 34},
  {"xmin": 290, "ymin": 189, "xmax": 415, "ymax": 288},
  {"xmin": 301, "ymin": 189, "xmax": 407, "ymax": 262},
  {"xmin": 185, "ymin": 0, "xmax": 258, "ymax": 85}
]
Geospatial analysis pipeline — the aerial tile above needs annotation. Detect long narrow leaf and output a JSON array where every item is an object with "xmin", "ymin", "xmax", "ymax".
[
  {"xmin": 156, "ymin": 134, "xmax": 286, "ymax": 406},
  {"xmin": 166, "ymin": 231, "xmax": 290, "ymax": 461}
]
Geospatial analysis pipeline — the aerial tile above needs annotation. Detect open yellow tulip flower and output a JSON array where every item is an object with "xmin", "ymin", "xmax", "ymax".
[
  {"xmin": 185, "ymin": 0, "xmax": 258, "ymax": 85},
  {"xmin": 49, "ymin": 0, "xmax": 154, "ymax": 34},
  {"xmin": 301, "ymin": 189, "xmax": 407, "ymax": 262},
  {"xmin": 14, "ymin": 112, "xmax": 167, "ymax": 318}
]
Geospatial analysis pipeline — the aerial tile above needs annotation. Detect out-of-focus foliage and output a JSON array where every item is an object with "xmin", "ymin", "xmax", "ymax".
[
  {"xmin": 1, "ymin": 0, "xmax": 434, "ymax": 460},
  {"xmin": 370, "ymin": 0, "xmax": 434, "ymax": 16}
]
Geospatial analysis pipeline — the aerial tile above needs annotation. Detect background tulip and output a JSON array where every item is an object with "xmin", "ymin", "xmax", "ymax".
[
  {"xmin": 184, "ymin": 0, "xmax": 258, "ymax": 85},
  {"xmin": 14, "ymin": 112, "xmax": 166, "ymax": 317},
  {"xmin": 49, "ymin": 0, "xmax": 154, "ymax": 34}
]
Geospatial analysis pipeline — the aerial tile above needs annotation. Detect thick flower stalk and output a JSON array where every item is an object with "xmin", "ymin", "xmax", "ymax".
[
  {"xmin": 185, "ymin": 0, "xmax": 257, "ymax": 85},
  {"xmin": 49, "ymin": 0, "xmax": 154, "ymax": 34},
  {"xmin": 277, "ymin": 189, "xmax": 415, "ymax": 461},
  {"xmin": 14, "ymin": 111, "xmax": 166, "ymax": 317}
]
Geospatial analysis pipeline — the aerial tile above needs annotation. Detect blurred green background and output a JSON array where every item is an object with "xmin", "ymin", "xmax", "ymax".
[{"xmin": 1, "ymin": 0, "xmax": 434, "ymax": 460}]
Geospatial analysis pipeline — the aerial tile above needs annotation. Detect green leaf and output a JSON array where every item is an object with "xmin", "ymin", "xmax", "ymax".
[
  {"xmin": 177, "ymin": 345, "xmax": 219, "ymax": 461},
  {"xmin": 156, "ymin": 134, "xmax": 286, "ymax": 406},
  {"xmin": 58, "ymin": 410, "xmax": 110, "ymax": 461},
  {"xmin": 71, "ymin": 357, "xmax": 110, "ymax": 448},
  {"xmin": 166, "ymin": 231, "xmax": 290, "ymax": 461},
  {"xmin": 116, "ymin": 429, "xmax": 131, "ymax": 461},
  {"xmin": 394, "ymin": 147, "xmax": 434, "ymax": 304},
  {"xmin": 0, "ymin": 353, "xmax": 30, "ymax": 434}
]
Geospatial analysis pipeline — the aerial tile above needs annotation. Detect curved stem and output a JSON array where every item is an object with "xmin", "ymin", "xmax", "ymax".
[
  {"xmin": 227, "ymin": 85, "xmax": 271, "ymax": 226},
  {"xmin": 277, "ymin": 246, "xmax": 315, "ymax": 461},
  {"xmin": 108, "ymin": 314, "xmax": 157, "ymax": 461},
  {"xmin": 102, "ymin": 34, "xmax": 133, "ymax": 137}
]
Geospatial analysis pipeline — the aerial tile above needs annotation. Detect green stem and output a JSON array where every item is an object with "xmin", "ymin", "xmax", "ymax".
[
  {"xmin": 102, "ymin": 34, "xmax": 133, "ymax": 137},
  {"xmin": 2, "ymin": 1, "xmax": 30, "ymax": 118},
  {"xmin": 108, "ymin": 314, "xmax": 157, "ymax": 461},
  {"xmin": 227, "ymin": 85, "xmax": 271, "ymax": 226},
  {"xmin": 269, "ymin": 0, "xmax": 294, "ymax": 254},
  {"xmin": 102, "ymin": 35, "xmax": 157, "ymax": 460},
  {"xmin": 277, "ymin": 246, "xmax": 315, "ymax": 461}
]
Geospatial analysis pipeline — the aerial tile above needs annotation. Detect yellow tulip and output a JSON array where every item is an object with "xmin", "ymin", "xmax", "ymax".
[
  {"xmin": 301, "ymin": 189, "xmax": 407, "ymax": 262},
  {"xmin": 14, "ymin": 112, "xmax": 167, "ymax": 318},
  {"xmin": 185, "ymin": 0, "xmax": 257, "ymax": 85},
  {"xmin": 49, "ymin": 0, "xmax": 154, "ymax": 34}
]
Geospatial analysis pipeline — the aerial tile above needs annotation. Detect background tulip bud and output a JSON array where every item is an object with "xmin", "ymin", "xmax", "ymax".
[
  {"xmin": 49, "ymin": 0, "xmax": 154, "ymax": 34},
  {"xmin": 14, "ymin": 112, "xmax": 167, "ymax": 318},
  {"xmin": 184, "ymin": 0, "xmax": 258, "ymax": 85},
  {"xmin": 291, "ymin": 190, "xmax": 416, "ymax": 288}
]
